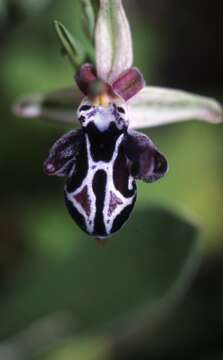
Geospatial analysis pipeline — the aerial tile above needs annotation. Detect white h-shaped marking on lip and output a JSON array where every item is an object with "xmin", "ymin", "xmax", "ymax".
[{"xmin": 66, "ymin": 133, "xmax": 135, "ymax": 235}]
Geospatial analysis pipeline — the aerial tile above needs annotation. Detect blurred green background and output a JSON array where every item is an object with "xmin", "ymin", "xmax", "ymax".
[{"xmin": 0, "ymin": 0, "xmax": 223, "ymax": 359}]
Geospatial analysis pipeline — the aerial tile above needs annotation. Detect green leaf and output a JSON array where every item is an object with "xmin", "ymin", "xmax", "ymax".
[
  {"xmin": 42, "ymin": 336, "xmax": 110, "ymax": 360},
  {"xmin": 54, "ymin": 20, "xmax": 85, "ymax": 69},
  {"xmin": 0, "ymin": 205, "xmax": 200, "ymax": 353}
]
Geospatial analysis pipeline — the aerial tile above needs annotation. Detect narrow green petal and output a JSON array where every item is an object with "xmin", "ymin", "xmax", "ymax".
[
  {"xmin": 128, "ymin": 87, "xmax": 223, "ymax": 129},
  {"xmin": 12, "ymin": 87, "xmax": 82, "ymax": 126},
  {"xmin": 80, "ymin": 0, "xmax": 95, "ymax": 41},
  {"xmin": 95, "ymin": 0, "xmax": 133, "ymax": 84},
  {"xmin": 54, "ymin": 21, "xmax": 85, "ymax": 69}
]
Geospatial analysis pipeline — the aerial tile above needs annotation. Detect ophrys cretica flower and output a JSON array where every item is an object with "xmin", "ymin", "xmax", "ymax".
[{"xmin": 13, "ymin": 0, "xmax": 222, "ymax": 241}]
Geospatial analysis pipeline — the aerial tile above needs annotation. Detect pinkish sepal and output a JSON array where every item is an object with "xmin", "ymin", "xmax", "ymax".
[
  {"xmin": 112, "ymin": 67, "xmax": 145, "ymax": 102},
  {"xmin": 75, "ymin": 63, "xmax": 97, "ymax": 95}
]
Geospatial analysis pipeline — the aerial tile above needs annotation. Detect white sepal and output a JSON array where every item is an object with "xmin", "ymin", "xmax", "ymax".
[
  {"xmin": 95, "ymin": 0, "xmax": 133, "ymax": 84},
  {"xmin": 12, "ymin": 87, "xmax": 82, "ymax": 126},
  {"xmin": 128, "ymin": 87, "xmax": 223, "ymax": 129}
]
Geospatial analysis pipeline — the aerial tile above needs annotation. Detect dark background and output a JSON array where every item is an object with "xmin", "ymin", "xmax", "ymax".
[{"xmin": 0, "ymin": 0, "xmax": 223, "ymax": 359}]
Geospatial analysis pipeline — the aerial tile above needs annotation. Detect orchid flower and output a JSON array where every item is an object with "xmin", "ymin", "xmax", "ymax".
[{"xmin": 13, "ymin": 0, "xmax": 222, "ymax": 240}]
